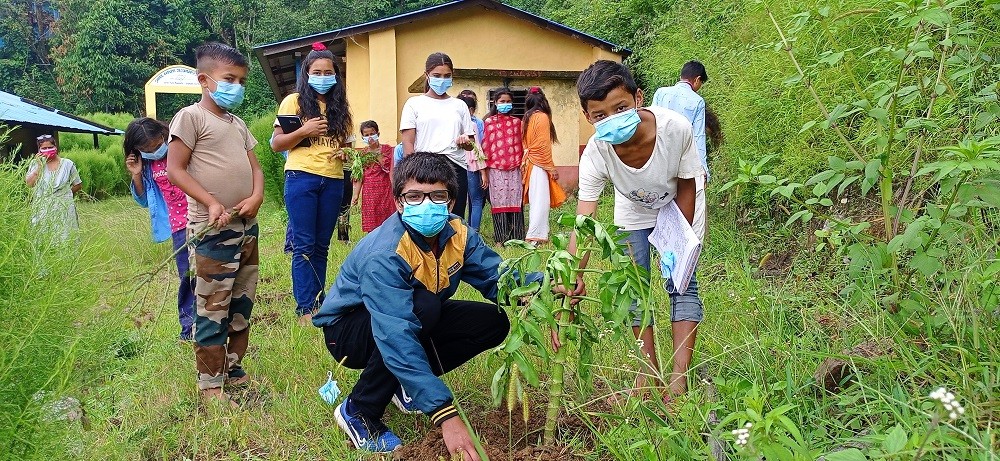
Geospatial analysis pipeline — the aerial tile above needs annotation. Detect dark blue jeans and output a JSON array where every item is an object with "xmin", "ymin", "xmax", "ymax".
[
  {"xmin": 285, "ymin": 170, "xmax": 344, "ymax": 316},
  {"xmin": 624, "ymin": 227, "xmax": 703, "ymax": 326},
  {"xmin": 467, "ymin": 170, "xmax": 486, "ymax": 231},
  {"xmin": 171, "ymin": 229, "xmax": 195, "ymax": 340}
]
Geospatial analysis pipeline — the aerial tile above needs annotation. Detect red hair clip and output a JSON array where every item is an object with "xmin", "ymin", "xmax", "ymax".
[
  {"xmin": 529, "ymin": 87, "xmax": 541, "ymax": 94},
  {"xmin": 312, "ymin": 42, "xmax": 327, "ymax": 51}
]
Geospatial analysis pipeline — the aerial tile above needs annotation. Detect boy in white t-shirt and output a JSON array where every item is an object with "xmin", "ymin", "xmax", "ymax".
[{"xmin": 562, "ymin": 60, "xmax": 705, "ymax": 400}]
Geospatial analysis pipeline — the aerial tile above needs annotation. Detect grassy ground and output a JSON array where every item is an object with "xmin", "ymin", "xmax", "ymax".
[
  {"xmin": 14, "ymin": 187, "xmax": 991, "ymax": 460},
  {"xmin": 16, "ymin": 193, "xmax": 741, "ymax": 459}
]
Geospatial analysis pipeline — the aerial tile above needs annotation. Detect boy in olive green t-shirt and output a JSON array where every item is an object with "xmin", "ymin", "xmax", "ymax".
[{"xmin": 166, "ymin": 42, "xmax": 264, "ymax": 404}]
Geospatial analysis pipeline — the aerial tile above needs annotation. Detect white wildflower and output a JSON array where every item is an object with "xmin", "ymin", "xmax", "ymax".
[
  {"xmin": 732, "ymin": 422, "xmax": 752, "ymax": 447},
  {"xmin": 929, "ymin": 386, "xmax": 965, "ymax": 421}
]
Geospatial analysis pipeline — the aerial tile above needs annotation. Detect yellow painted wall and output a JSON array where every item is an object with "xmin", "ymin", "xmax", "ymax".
[
  {"xmin": 345, "ymin": 35, "xmax": 371, "ymax": 144},
  {"xmin": 343, "ymin": 3, "xmax": 623, "ymax": 164}
]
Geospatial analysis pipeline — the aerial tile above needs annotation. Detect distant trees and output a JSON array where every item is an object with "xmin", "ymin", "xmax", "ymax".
[{"xmin": 0, "ymin": 0, "xmax": 653, "ymax": 116}]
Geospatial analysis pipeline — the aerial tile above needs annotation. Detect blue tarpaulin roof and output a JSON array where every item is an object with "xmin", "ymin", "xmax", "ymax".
[{"xmin": 0, "ymin": 90, "xmax": 122, "ymax": 135}]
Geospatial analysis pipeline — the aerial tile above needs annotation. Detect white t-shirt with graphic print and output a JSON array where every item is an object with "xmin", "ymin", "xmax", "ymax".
[{"xmin": 577, "ymin": 106, "xmax": 704, "ymax": 231}]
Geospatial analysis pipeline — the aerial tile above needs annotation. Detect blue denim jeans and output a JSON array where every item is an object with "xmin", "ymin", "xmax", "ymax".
[
  {"xmin": 171, "ymin": 229, "xmax": 195, "ymax": 340},
  {"xmin": 284, "ymin": 170, "xmax": 344, "ymax": 315},
  {"xmin": 624, "ymin": 227, "xmax": 703, "ymax": 326},
  {"xmin": 467, "ymin": 170, "xmax": 486, "ymax": 231}
]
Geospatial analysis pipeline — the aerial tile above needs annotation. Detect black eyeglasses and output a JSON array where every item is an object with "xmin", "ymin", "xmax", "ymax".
[{"xmin": 398, "ymin": 190, "xmax": 450, "ymax": 206}]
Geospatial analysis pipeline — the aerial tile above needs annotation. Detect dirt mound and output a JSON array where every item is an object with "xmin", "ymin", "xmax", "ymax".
[{"xmin": 393, "ymin": 401, "xmax": 599, "ymax": 460}]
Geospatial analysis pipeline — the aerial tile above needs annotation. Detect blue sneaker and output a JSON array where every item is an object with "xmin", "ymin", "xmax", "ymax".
[
  {"xmin": 391, "ymin": 386, "xmax": 422, "ymax": 414},
  {"xmin": 335, "ymin": 401, "xmax": 402, "ymax": 452}
]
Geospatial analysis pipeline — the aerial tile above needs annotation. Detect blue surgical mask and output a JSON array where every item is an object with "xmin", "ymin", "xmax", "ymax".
[
  {"xmin": 318, "ymin": 371, "xmax": 341, "ymax": 405},
  {"xmin": 308, "ymin": 75, "xmax": 337, "ymax": 94},
  {"xmin": 402, "ymin": 199, "xmax": 450, "ymax": 237},
  {"xmin": 594, "ymin": 108, "xmax": 641, "ymax": 145},
  {"xmin": 497, "ymin": 103, "xmax": 513, "ymax": 114},
  {"xmin": 208, "ymin": 76, "xmax": 245, "ymax": 110},
  {"xmin": 140, "ymin": 142, "xmax": 168, "ymax": 161},
  {"xmin": 362, "ymin": 134, "xmax": 379, "ymax": 145},
  {"xmin": 659, "ymin": 250, "xmax": 676, "ymax": 279},
  {"xmin": 427, "ymin": 76, "xmax": 453, "ymax": 96}
]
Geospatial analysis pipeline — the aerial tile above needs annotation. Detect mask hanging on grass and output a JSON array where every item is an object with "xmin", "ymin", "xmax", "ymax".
[{"xmin": 318, "ymin": 371, "xmax": 341, "ymax": 405}]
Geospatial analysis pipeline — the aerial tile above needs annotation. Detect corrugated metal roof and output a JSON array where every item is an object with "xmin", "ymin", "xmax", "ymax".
[{"xmin": 0, "ymin": 91, "xmax": 123, "ymax": 135}]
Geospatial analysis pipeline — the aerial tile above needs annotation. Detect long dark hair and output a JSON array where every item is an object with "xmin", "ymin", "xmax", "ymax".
[
  {"xmin": 486, "ymin": 88, "xmax": 515, "ymax": 120},
  {"xmin": 123, "ymin": 117, "xmax": 168, "ymax": 159},
  {"xmin": 295, "ymin": 43, "xmax": 352, "ymax": 143},
  {"xmin": 424, "ymin": 52, "xmax": 454, "ymax": 93},
  {"xmin": 523, "ymin": 87, "xmax": 558, "ymax": 143},
  {"xmin": 705, "ymin": 105, "xmax": 724, "ymax": 155}
]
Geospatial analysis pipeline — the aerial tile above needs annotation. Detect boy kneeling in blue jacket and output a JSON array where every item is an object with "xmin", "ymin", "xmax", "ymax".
[{"xmin": 313, "ymin": 152, "xmax": 505, "ymax": 459}]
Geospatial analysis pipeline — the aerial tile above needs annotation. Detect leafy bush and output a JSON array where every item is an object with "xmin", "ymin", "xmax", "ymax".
[
  {"xmin": 58, "ymin": 113, "xmax": 133, "ymax": 152},
  {"xmin": 247, "ymin": 112, "xmax": 285, "ymax": 208},
  {"xmin": 61, "ymin": 147, "xmax": 129, "ymax": 198},
  {"xmin": 0, "ymin": 125, "xmax": 97, "ymax": 457}
]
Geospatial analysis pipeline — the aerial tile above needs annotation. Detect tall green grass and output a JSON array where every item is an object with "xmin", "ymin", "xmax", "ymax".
[{"xmin": 0, "ymin": 158, "xmax": 99, "ymax": 458}]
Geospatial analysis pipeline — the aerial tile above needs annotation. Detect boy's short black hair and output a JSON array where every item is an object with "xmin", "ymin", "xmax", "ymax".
[
  {"xmin": 392, "ymin": 152, "xmax": 459, "ymax": 200},
  {"xmin": 360, "ymin": 120, "xmax": 379, "ymax": 133},
  {"xmin": 195, "ymin": 42, "xmax": 248, "ymax": 72},
  {"xmin": 576, "ymin": 60, "xmax": 639, "ymax": 110},
  {"xmin": 680, "ymin": 60, "xmax": 709, "ymax": 83}
]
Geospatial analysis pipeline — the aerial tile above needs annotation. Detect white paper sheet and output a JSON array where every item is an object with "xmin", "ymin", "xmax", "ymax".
[{"xmin": 647, "ymin": 200, "xmax": 702, "ymax": 294}]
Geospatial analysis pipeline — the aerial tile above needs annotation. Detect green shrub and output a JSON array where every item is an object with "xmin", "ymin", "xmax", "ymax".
[
  {"xmin": 0, "ymin": 126, "xmax": 98, "ymax": 457},
  {"xmin": 61, "ymin": 147, "xmax": 129, "ymax": 198},
  {"xmin": 247, "ymin": 112, "xmax": 285, "ymax": 209},
  {"xmin": 58, "ymin": 113, "xmax": 133, "ymax": 152}
]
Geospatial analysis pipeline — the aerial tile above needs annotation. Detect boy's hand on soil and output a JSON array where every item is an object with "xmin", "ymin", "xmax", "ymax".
[
  {"xmin": 234, "ymin": 195, "xmax": 263, "ymax": 219},
  {"xmin": 441, "ymin": 418, "xmax": 480, "ymax": 461}
]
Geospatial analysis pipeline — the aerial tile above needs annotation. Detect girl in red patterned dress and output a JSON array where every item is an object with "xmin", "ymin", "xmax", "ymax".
[
  {"xmin": 482, "ymin": 89, "xmax": 526, "ymax": 244},
  {"xmin": 350, "ymin": 120, "xmax": 396, "ymax": 232}
]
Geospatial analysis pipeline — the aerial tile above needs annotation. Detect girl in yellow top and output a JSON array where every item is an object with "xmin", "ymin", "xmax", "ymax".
[
  {"xmin": 522, "ymin": 87, "xmax": 565, "ymax": 244},
  {"xmin": 270, "ymin": 42, "xmax": 354, "ymax": 323}
]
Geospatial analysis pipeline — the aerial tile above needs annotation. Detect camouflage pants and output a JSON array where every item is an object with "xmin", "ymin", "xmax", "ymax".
[{"xmin": 189, "ymin": 218, "xmax": 259, "ymax": 390}]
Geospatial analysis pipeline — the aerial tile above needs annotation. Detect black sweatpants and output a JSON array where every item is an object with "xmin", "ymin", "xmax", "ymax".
[
  {"xmin": 323, "ymin": 289, "xmax": 509, "ymax": 420},
  {"xmin": 450, "ymin": 161, "xmax": 470, "ymax": 219}
]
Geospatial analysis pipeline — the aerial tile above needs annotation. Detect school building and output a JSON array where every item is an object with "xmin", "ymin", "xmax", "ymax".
[
  {"xmin": 0, "ymin": 90, "xmax": 122, "ymax": 160},
  {"xmin": 253, "ymin": 0, "xmax": 629, "ymax": 190}
]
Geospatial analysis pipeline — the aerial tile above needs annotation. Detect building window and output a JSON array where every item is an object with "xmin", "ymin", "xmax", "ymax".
[{"xmin": 486, "ymin": 87, "xmax": 531, "ymax": 118}]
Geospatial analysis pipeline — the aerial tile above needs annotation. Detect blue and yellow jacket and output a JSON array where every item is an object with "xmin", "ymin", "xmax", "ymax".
[{"xmin": 313, "ymin": 213, "xmax": 502, "ymax": 424}]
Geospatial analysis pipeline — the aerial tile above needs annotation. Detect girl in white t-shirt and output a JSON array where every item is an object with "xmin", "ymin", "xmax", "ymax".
[{"xmin": 399, "ymin": 52, "xmax": 476, "ymax": 218}]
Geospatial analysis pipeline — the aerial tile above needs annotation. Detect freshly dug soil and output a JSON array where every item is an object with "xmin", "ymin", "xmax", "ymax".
[
  {"xmin": 393, "ymin": 400, "xmax": 599, "ymax": 460},
  {"xmin": 814, "ymin": 339, "xmax": 893, "ymax": 393}
]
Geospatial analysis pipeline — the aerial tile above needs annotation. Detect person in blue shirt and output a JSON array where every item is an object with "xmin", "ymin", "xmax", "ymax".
[
  {"xmin": 651, "ymin": 60, "xmax": 711, "ymax": 260},
  {"xmin": 393, "ymin": 142, "xmax": 404, "ymax": 167},
  {"xmin": 652, "ymin": 60, "xmax": 710, "ymax": 180},
  {"xmin": 313, "ymin": 152, "xmax": 507, "ymax": 459}
]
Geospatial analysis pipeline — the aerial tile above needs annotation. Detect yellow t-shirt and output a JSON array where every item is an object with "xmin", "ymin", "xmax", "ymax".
[{"xmin": 275, "ymin": 93, "xmax": 354, "ymax": 178}]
